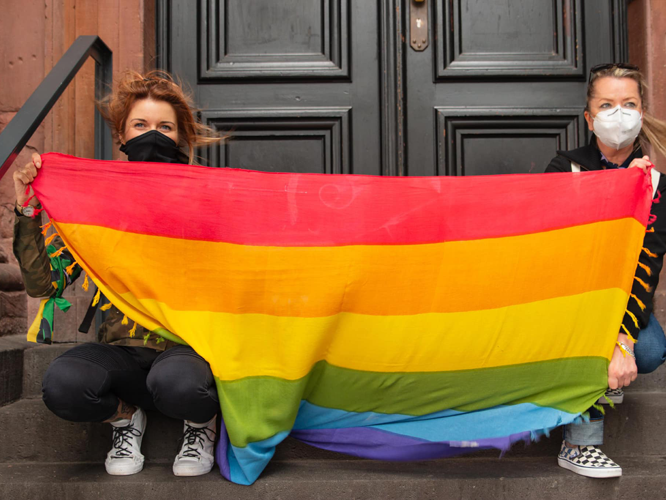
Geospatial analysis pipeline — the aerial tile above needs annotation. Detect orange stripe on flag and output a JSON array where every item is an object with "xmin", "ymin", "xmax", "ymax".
[{"xmin": 55, "ymin": 217, "xmax": 643, "ymax": 317}]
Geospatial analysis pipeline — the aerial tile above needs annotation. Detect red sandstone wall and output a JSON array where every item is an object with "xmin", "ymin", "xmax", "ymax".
[
  {"xmin": 628, "ymin": 0, "xmax": 666, "ymax": 325},
  {"xmin": 0, "ymin": 0, "xmax": 155, "ymax": 340},
  {"xmin": 629, "ymin": 0, "xmax": 666, "ymax": 167}
]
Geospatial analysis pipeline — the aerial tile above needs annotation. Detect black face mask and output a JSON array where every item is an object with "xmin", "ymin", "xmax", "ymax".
[{"xmin": 120, "ymin": 130, "xmax": 183, "ymax": 163}]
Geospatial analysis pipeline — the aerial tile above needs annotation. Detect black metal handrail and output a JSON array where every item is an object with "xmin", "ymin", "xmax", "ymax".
[{"xmin": 0, "ymin": 36, "xmax": 113, "ymax": 179}]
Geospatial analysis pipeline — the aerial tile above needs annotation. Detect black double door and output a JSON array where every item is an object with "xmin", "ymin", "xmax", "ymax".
[{"xmin": 160, "ymin": 0, "xmax": 627, "ymax": 177}]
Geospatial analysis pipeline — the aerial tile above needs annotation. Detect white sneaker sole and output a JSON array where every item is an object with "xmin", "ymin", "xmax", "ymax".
[
  {"xmin": 558, "ymin": 457, "xmax": 622, "ymax": 478},
  {"xmin": 173, "ymin": 463, "xmax": 214, "ymax": 477},
  {"xmin": 105, "ymin": 460, "xmax": 144, "ymax": 476},
  {"xmin": 597, "ymin": 394, "xmax": 623, "ymax": 405}
]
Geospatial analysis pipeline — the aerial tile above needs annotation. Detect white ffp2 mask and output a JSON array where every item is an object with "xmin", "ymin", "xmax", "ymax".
[{"xmin": 592, "ymin": 105, "xmax": 642, "ymax": 150}]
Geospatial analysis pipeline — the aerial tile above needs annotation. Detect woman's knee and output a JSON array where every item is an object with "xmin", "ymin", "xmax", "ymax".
[
  {"xmin": 147, "ymin": 347, "xmax": 214, "ymax": 397},
  {"xmin": 636, "ymin": 346, "xmax": 666, "ymax": 374},
  {"xmin": 146, "ymin": 346, "xmax": 218, "ymax": 421},
  {"xmin": 42, "ymin": 353, "xmax": 116, "ymax": 422},
  {"xmin": 635, "ymin": 315, "xmax": 666, "ymax": 374}
]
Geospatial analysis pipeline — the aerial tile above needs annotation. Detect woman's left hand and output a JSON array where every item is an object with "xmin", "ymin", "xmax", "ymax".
[
  {"xmin": 628, "ymin": 155, "xmax": 652, "ymax": 172},
  {"xmin": 608, "ymin": 333, "xmax": 637, "ymax": 389}
]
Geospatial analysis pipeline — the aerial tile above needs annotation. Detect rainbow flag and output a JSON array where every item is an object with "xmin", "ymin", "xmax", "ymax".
[{"xmin": 32, "ymin": 153, "xmax": 652, "ymax": 484}]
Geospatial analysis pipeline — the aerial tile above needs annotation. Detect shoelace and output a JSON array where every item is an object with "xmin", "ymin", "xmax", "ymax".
[
  {"xmin": 110, "ymin": 424, "xmax": 142, "ymax": 459},
  {"xmin": 180, "ymin": 424, "xmax": 216, "ymax": 458}
]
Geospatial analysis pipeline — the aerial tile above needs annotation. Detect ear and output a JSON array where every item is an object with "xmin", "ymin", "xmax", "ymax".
[{"xmin": 584, "ymin": 110, "xmax": 594, "ymax": 132}]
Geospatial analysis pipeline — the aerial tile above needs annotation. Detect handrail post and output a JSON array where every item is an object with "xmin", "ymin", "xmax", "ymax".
[
  {"xmin": 0, "ymin": 36, "xmax": 113, "ymax": 176},
  {"xmin": 92, "ymin": 41, "xmax": 113, "ymax": 160}
]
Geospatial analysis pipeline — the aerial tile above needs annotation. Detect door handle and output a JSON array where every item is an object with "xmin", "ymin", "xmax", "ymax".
[{"xmin": 410, "ymin": 0, "xmax": 428, "ymax": 51}]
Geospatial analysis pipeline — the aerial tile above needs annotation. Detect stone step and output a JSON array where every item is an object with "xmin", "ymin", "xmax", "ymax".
[
  {"xmin": 1, "ymin": 457, "xmax": 666, "ymax": 499},
  {"xmin": 19, "ymin": 343, "xmax": 666, "ymax": 400},
  {"xmin": 21, "ymin": 343, "xmax": 71, "ymax": 399},
  {"xmin": 8, "ymin": 343, "xmax": 666, "ymax": 467},
  {"xmin": 0, "ymin": 335, "xmax": 30, "ymax": 407},
  {"xmin": 1, "ymin": 394, "xmax": 665, "ymax": 465},
  {"xmin": 634, "ymin": 363, "xmax": 666, "ymax": 391},
  {"xmin": 0, "ymin": 398, "xmax": 358, "ymax": 463}
]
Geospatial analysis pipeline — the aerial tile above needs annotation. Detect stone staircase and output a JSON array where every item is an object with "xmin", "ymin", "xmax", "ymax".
[{"xmin": 1, "ymin": 337, "xmax": 665, "ymax": 499}]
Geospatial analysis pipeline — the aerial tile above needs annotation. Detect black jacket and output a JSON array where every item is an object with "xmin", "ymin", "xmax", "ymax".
[{"xmin": 545, "ymin": 138, "xmax": 666, "ymax": 340}]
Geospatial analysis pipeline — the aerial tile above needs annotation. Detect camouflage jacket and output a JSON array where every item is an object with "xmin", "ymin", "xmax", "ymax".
[{"xmin": 13, "ymin": 212, "xmax": 171, "ymax": 351}]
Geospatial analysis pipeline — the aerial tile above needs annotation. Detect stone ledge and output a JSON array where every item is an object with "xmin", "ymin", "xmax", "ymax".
[
  {"xmin": 0, "ymin": 290, "xmax": 27, "ymax": 338},
  {"xmin": 1, "ymin": 457, "xmax": 666, "ymax": 499},
  {"xmin": 3, "ymin": 394, "xmax": 666, "ymax": 464},
  {"xmin": 0, "ymin": 264, "xmax": 24, "ymax": 292},
  {"xmin": 0, "ymin": 335, "xmax": 31, "ymax": 407}
]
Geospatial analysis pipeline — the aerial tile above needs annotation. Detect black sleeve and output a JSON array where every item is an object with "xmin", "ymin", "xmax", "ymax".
[
  {"xmin": 544, "ymin": 155, "xmax": 572, "ymax": 173},
  {"xmin": 623, "ymin": 177, "xmax": 666, "ymax": 340}
]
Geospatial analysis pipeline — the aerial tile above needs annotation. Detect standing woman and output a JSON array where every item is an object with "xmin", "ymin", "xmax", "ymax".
[
  {"xmin": 546, "ymin": 63, "xmax": 666, "ymax": 478},
  {"xmin": 13, "ymin": 70, "xmax": 223, "ymax": 476}
]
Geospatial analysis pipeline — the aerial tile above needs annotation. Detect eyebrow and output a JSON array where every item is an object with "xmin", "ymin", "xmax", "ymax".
[
  {"xmin": 596, "ymin": 96, "xmax": 638, "ymax": 101},
  {"xmin": 129, "ymin": 118, "xmax": 176, "ymax": 125}
]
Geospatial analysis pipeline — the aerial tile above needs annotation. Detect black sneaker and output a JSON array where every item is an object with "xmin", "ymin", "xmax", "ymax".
[
  {"xmin": 557, "ymin": 441, "xmax": 622, "ymax": 478},
  {"xmin": 597, "ymin": 388, "xmax": 624, "ymax": 405}
]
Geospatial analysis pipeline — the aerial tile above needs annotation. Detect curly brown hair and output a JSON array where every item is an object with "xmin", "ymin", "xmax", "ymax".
[{"xmin": 100, "ymin": 69, "xmax": 223, "ymax": 164}]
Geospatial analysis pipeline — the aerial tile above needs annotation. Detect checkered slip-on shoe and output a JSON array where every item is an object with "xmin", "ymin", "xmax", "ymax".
[
  {"xmin": 557, "ymin": 441, "xmax": 622, "ymax": 478},
  {"xmin": 597, "ymin": 388, "xmax": 624, "ymax": 405}
]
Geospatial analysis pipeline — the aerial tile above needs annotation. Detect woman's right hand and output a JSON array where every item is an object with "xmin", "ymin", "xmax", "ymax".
[
  {"xmin": 628, "ymin": 155, "xmax": 652, "ymax": 173},
  {"xmin": 607, "ymin": 334, "xmax": 638, "ymax": 390},
  {"xmin": 13, "ymin": 152, "xmax": 42, "ymax": 206}
]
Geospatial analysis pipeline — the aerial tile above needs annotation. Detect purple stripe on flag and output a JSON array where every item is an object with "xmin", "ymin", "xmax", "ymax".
[
  {"xmin": 290, "ymin": 426, "xmax": 532, "ymax": 461},
  {"xmin": 215, "ymin": 417, "xmax": 231, "ymax": 481}
]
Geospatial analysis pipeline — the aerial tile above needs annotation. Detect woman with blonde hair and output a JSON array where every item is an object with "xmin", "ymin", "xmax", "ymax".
[
  {"xmin": 13, "ymin": 70, "xmax": 222, "ymax": 477},
  {"xmin": 546, "ymin": 63, "xmax": 666, "ymax": 478}
]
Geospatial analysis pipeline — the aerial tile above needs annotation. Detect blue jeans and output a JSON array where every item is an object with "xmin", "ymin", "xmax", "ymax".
[{"xmin": 563, "ymin": 314, "xmax": 666, "ymax": 446}]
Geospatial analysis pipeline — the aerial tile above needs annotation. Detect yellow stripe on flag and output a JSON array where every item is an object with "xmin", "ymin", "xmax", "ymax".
[{"xmin": 107, "ymin": 288, "xmax": 624, "ymax": 381}]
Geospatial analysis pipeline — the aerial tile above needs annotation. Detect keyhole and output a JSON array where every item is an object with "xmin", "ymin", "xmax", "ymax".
[{"xmin": 416, "ymin": 18, "xmax": 423, "ymax": 28}]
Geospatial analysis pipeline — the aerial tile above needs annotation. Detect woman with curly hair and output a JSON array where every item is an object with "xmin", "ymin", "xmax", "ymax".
[{"xmin": 13, "ymin": 70, "xmax": 223, "ymax": 477}]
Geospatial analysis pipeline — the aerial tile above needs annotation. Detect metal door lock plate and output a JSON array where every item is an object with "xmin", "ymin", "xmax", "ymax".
[{"xmin": 410, "ymin": 0, "xmax": 428, "ymax": 51}]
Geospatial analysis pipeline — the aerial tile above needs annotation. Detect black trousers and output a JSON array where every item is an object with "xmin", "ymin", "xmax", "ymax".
[{"xmin": 42, "ymin": 343, "xmax": 219, "ymax": 424}]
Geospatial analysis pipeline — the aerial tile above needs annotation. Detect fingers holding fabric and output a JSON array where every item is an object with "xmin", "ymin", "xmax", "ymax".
[
  {"xmin": 13, "ymin": 152, "xmax": 43, "ymax": 206},
  {"xmin": 608, "ymin": 341, "xmax": 637, "ymax": 389},
  {"xmin": 628, "ymin": 155, "xmax": 652, "ymax": 172}
]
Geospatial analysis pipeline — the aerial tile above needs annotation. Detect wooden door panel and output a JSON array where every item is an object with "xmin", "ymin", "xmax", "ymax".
[
  {"xmin": 435, "ymin": 0, "xmax": 583, "ymax": 78},
  {"xmin": 201, "ymin": 0, "xmax": 349, "ymax": 80},
  {"xmin": 165, "ymin": 0, "xmax": 380, "ymax": 175},
  {"xmin": 201, "ymin": 108, "xmax": 351, "ymax": 173},
  {"xmin": 160, "ymin": 0, "xmax": 628, "ymax": 178},
  {"xmin": 435, "ymin": 108, "xmax": 584, "ymax": 176},
  {"xmin": 407, "ymin": 0, "xmax": 627, "ymax": 176}
]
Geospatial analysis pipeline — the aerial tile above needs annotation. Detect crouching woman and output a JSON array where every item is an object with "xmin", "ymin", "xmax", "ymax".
[{"xmin": 13, "ymin": 70, "xmax": 222, "ymax": 477}]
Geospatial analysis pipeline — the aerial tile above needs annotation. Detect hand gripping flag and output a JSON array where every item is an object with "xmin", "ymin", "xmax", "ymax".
[{"xmin": 30, "ymin": 153, "xmax": 653, "ymax": 485}]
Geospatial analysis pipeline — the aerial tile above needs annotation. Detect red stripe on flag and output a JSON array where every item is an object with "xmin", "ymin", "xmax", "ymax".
[{"xmin": 32, "ymin": 153, "xmax": 653, "ymax": 247}]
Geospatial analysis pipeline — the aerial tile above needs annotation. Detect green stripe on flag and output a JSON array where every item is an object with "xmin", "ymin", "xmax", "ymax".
[{"xmin": 216, "ymin": 356, "xmax": 608, "ymax": 447}]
